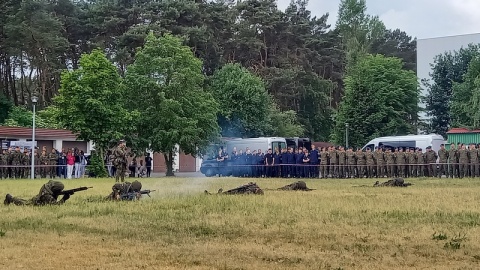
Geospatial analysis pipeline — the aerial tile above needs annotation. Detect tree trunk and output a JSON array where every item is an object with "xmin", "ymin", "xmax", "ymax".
[{"xmin": 164, "ymin": 151, "xmax": 175, "ymax": 176}]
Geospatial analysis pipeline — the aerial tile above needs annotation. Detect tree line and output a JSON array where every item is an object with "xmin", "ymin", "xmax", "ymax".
[{"xmin": 0, "ymin": 0, "xmax": 420, "ymax": 175}]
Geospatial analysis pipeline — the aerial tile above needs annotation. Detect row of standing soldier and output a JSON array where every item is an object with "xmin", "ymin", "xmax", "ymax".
[
  {"xmin": 218, "ymin": 143, "xmax": 479, "ymax": 179},
  {"xmin": 0, "ymin": 146, "xmax": 86, "ymax": 179}
]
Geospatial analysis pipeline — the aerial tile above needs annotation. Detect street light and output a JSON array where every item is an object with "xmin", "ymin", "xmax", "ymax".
[
  {"xmin": 31, "ymin": 95, "xmax": 38, "ymax": 179},
  {"xmin": 345, "ymin": 123, "xmax": 349, "ymax": 149}
]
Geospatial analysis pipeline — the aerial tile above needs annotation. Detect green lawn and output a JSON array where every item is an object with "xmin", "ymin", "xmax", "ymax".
[{"xmin": 1, "ymin": 177, "xmax": 480, "ymax": 269}]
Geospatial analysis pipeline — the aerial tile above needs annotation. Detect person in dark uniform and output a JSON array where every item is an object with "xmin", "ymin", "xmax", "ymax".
[
  {"xmin": 286, "ymin": 148, "xmax": 295, "ymax": 178},
  {"xmin": 145, "ymin": 153, "xmax": 153, "ymax": 177},
  {"xmin": 216, "ymin": 149, "xmax": 226, "ymax": 177},
  {"xmin": 295, "ymin": 148, "xmax": 304, "ymax": 178},
  {"xmin": 280, "ymin": 148, "xmax": 288, "ymax": 178},
  {"xmin": 309, "ymin": 145, "xmax": 319, "ymax": 178},
  {"xmin": 231, "ymin": 147, "xmax": 239, "ymax": 177},
  {"xmin": 264, "ymin": 148, "xmax": 274, "ymax": 178},
  {"xmin": 246, "ymin": 149, "xmax": 253, "ymax": 177},
  {"xmin": 302, "ymin": 148, "xmax": 310, "ymax": 178},
  {"xmin": 273, "ymin": 147, "xmax": 281, "ymax": 177},
  {"xmin": 257, "ymin": 149, "xmax": 265, "ymax": 178}
]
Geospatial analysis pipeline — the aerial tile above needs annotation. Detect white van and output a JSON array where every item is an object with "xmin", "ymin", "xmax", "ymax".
[
  {"xmin": 225, "ymin": 137, "xmax": 287, "ymax": 153},
  {"xmin": 362, "ymin": 134, "xmax": 446, "ymax": 152}
]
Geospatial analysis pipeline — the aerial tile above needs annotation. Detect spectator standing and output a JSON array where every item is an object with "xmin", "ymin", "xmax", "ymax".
[
  {"xmin": 79, "ymin": 151, "xmax": 87, "ymax": 178},
  {"xmin": 66, "ymin": 150, "xmax": 75, "ymax": 179},
  {"xmin": 145, "ymin": 153, "xmax": 152, "ymax": 177}
]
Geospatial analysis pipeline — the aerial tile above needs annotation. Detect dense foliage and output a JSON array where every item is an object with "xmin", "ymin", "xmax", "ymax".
[
  {"xmin": 0, "ymin": 0, "xmax": 417, "ymax": 143},
  {"xmin": 334, "ymin": 54, "xmax": 419, "ymax": 147},
  {"xmin": 424, "ymin": 44, "xmax": 480, "ymax": 136}
]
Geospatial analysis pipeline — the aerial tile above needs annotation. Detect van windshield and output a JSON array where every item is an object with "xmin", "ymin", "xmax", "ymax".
[
  {"xmin": 379, "ymin": 141, "xmax": 416, "ymax": 150},
  {"xmin": 272, "ymin": 141, "xmax": 287, "ymax": 151}
]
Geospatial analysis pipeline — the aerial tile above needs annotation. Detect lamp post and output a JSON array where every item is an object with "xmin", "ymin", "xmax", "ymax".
[
  {"xmin": 345, "ymin": 123, "xmax": 349, "ymax": 149},
  {"xmin": 31, "ymin": 96, "xmax": 38, "ymax": 179}
]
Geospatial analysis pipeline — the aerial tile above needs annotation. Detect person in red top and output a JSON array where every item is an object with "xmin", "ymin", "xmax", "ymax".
[{"xmin": 66, "ymin": 150, "xmax": 75, "ymax": 179}]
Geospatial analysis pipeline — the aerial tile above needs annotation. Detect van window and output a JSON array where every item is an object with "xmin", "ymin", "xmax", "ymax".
[
  {"xmin": 379, "ymin": 141, "xmax": 416, "ymax": 151},
  {"xmin": 272, "ymin": 141, "xmax": 287, "ymax": 151},
  {"xmin": 365, "ymin": 144, "xmax": 375, "ymax": 150}
]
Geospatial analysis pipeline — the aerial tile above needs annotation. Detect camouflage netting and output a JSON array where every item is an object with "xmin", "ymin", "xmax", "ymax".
[
  {"xmin": 373, "ymin": 178, "xmax": 412, "ymax": 187},
  {"xmin": 277, "ymin": 181, "xmax": 314, "ymax": 191}
]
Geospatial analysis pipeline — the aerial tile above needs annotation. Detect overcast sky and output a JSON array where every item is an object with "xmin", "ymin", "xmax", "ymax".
[{"xmin": 276, "ymin": 0, "xmax": 480, "ymax": 39}]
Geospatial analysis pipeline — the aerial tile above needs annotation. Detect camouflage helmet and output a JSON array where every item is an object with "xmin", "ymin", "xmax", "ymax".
[
  {"xmin": 130, "ymin": 180, "xmax": 142, "ymax": 192},
  {"xmin": 50, "ymin": 181, "xmax": 65, "ymax": 194}
]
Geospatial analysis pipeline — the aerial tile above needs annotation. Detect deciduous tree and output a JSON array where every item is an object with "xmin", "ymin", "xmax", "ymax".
[
  {"xmin": 333, "ymin": 54, "xmax": 419, "ymax": 147},
  {"xmin": 125, "ymin": 33, "xmax": 219, "ymax": 176}
]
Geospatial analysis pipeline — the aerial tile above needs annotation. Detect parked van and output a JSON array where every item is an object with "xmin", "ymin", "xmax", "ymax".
[
  {"xmin": 361, "ymin": 134, "xmax": 446, "ymax": 152},
  {"xmin": 200, "ymin": 137, "xmax": 287, "ymax": 177}
]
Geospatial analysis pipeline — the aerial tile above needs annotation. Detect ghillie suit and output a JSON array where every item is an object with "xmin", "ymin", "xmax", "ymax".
[
  {"xmin": 373, "ymin": 178, "xmax": 413, "ymax": 187},
  {"xmin": 205, "ymin": 182, "xmax": 264, "ymax": 195},
  {"xmin": 277, "ymin": 181, "xmax": 315, "ymax": 191}
]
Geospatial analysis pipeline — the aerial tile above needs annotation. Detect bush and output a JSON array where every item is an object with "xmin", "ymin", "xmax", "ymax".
[{"xmin": 88, "ymin": 150, "xmax": 108, "ymax": 178}]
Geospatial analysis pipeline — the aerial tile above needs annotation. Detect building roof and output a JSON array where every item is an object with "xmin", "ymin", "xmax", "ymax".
[
  {"xmin": 0, "ymin": 126, "xmax": 79, "ymax": 140},
  {"xmin": 447, "ymin": 128, "xmax": 480, "ymax": 134}
]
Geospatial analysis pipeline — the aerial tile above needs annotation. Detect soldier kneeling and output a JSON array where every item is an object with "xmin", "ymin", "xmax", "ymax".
[{"xmin": 4, "ymin": 180, "xmax": 70, "ymax": 206}]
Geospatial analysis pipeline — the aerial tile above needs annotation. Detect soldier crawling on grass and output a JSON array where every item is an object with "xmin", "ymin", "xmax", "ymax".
[
  {"xmin": 373, "ymin": 178, "xmax": 412, "ymax": 187},
  {"xmin": 205, "ymin": 182, "xmax": 264, "ymax": 195},
  {"xmin": 4, "ymin": 180, "xmax": 71, "ymax": 206},
  {"xmin": 276, "ymin": 181, "xmax": 315, "ymax": 191}
]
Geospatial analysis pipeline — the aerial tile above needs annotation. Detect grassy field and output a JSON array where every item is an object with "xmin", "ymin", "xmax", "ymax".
[{"xmin": 1, "ymin": 176, "xmax": 480, "ymax": 269}]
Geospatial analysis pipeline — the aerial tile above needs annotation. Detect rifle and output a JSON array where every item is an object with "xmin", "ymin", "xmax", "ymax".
[
  {"xmin": 120, "ymin": 189, "xmax": 156, "ymax": 200},
  {"xmin": 60, "ymin": 186, "xmax": 93, "ymax": 195}
]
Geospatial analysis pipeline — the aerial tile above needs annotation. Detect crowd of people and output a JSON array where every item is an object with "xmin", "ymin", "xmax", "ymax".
[
  {"xmin": 0, "ymin": 146, "xmax": 88, "ymax": 179},
  {"xmin": 216, "ymin": 143, "xmax": 480, "ymax": 179}
]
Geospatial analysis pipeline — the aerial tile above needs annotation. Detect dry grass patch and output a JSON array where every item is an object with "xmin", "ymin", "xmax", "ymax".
[{"xmin": 1, "ymin": 177, "xmax": 480, "ymax": 269}]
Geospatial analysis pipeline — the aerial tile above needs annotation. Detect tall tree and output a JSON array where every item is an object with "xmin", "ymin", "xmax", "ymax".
[
  {"xmin": 208, "ymin": 63, "xmax": 273, "ymax": 137},
  {"xmin": 333, "ymin": 54, "xmax": 419, "ymax": 147},
  {"xmin": 424, "ymin": 44, "xmax": 480, "ymax": 136},
  {"xmin": 451, "ymin": 55, "xmax": 480, "ymax": 128},
  {"xmin": 125, "ymin": 33, "xmax": 219, "ymax": 176},
  {"xmin": 336, "ymin": 0, "xmax": 385, "ymax": 68},
  {"xmin": 53, "ymin": 49, "xmax": 135, "ymax": 157}
]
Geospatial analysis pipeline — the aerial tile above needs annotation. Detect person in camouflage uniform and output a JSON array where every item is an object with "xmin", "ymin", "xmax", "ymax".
[
  {"xmin": 4, "ymin": 180, "xmax": 71, "ymax": 206},
  {"xmin": 106, "ymin": 180, "xmax": 143, "ymax": 201},
  {"xmin": 0, "ymin": 149, "xmax": 7, "ymax": 179},
  {"xmin": 329, "ymin": 147, "xmax": 338, "ymax": 178},
  {"xmin": 33, "ymin": 148, "xmax": 41, "ymax": 179},
  {"xmin": 396, "ymin": 148, "xmax": 406, "ymax": 178},
  {"xmin": 338, "ymin": 147, "xmax": 346, "ymax": 178},
  {"xmin": 373, "ymin": 178, "xmax": 412, "ymax": 187},
  {"xmin": 277, "ymin": 181, "xmax": 314, "ymax": 191},
  {"xmin": 365, "ymin": 148, "xmax": 375, "ymax": 178},
  {"xmin": 457, "ymin": 144, "xmax": 469, "ymax": 178},
  {"xmin": 11, "ymin": 146, "xmax": 22, "ymax": 178},
  {"xmin": 469, "ymin": 144, "xmax": 479, "ymax": 177},
  {"xmin": 437, "ymin": 144, "xmax": 448, "ymax": 178},
  {"xmin": 448, "ymin": 143, "xmax": 458, "ymax": 178},
  {"xmin": 320, "ymin": 147, "xmax": 329, "ymax": 179},
  {"xmin": 415, "ymin": 148, "xmax": 425, "ymax": 177},
  {"xmin": 346, "ymin": 147, "xmax": 356, "ymax": 178},
  {"xmin": 385, "ymin": 148, "xmax": 395, "ymax": 178},
  {"xmin": 356, "ymin": 148, "xmax": 366, "ymax": 178},
  {"xmin": 205, "ymin": 182, "xmax": 264, "ymax": 195},
  {"xmin": 48, "ymin": 148, "xmax": 58, "ymax": 179},
  {"xmin": 40, "ymin": 149, "xmax": 49, "ymax": 178},
  {"xmin": 407, "ymin": 148, "xmax": 417, "ymax": 178},
  {"xmin": 22, "ymin": 149, "xmax": 30, "ymax": 178},
  {"xmin": 113, "ymin": 139, "xmax": 128, "ymax": 182},
  {"xmin": 374, "ymin": 147, "xmax": 385, "ymax": 178},
  {"xmin": 425, "ymin": 146, "xmax": 438, "ymax": 177}
]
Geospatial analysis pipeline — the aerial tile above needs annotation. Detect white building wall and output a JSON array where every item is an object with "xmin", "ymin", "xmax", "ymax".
[{"xmin": 417, "ymin": 33, "xmax": 480, "ymax": 120}]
